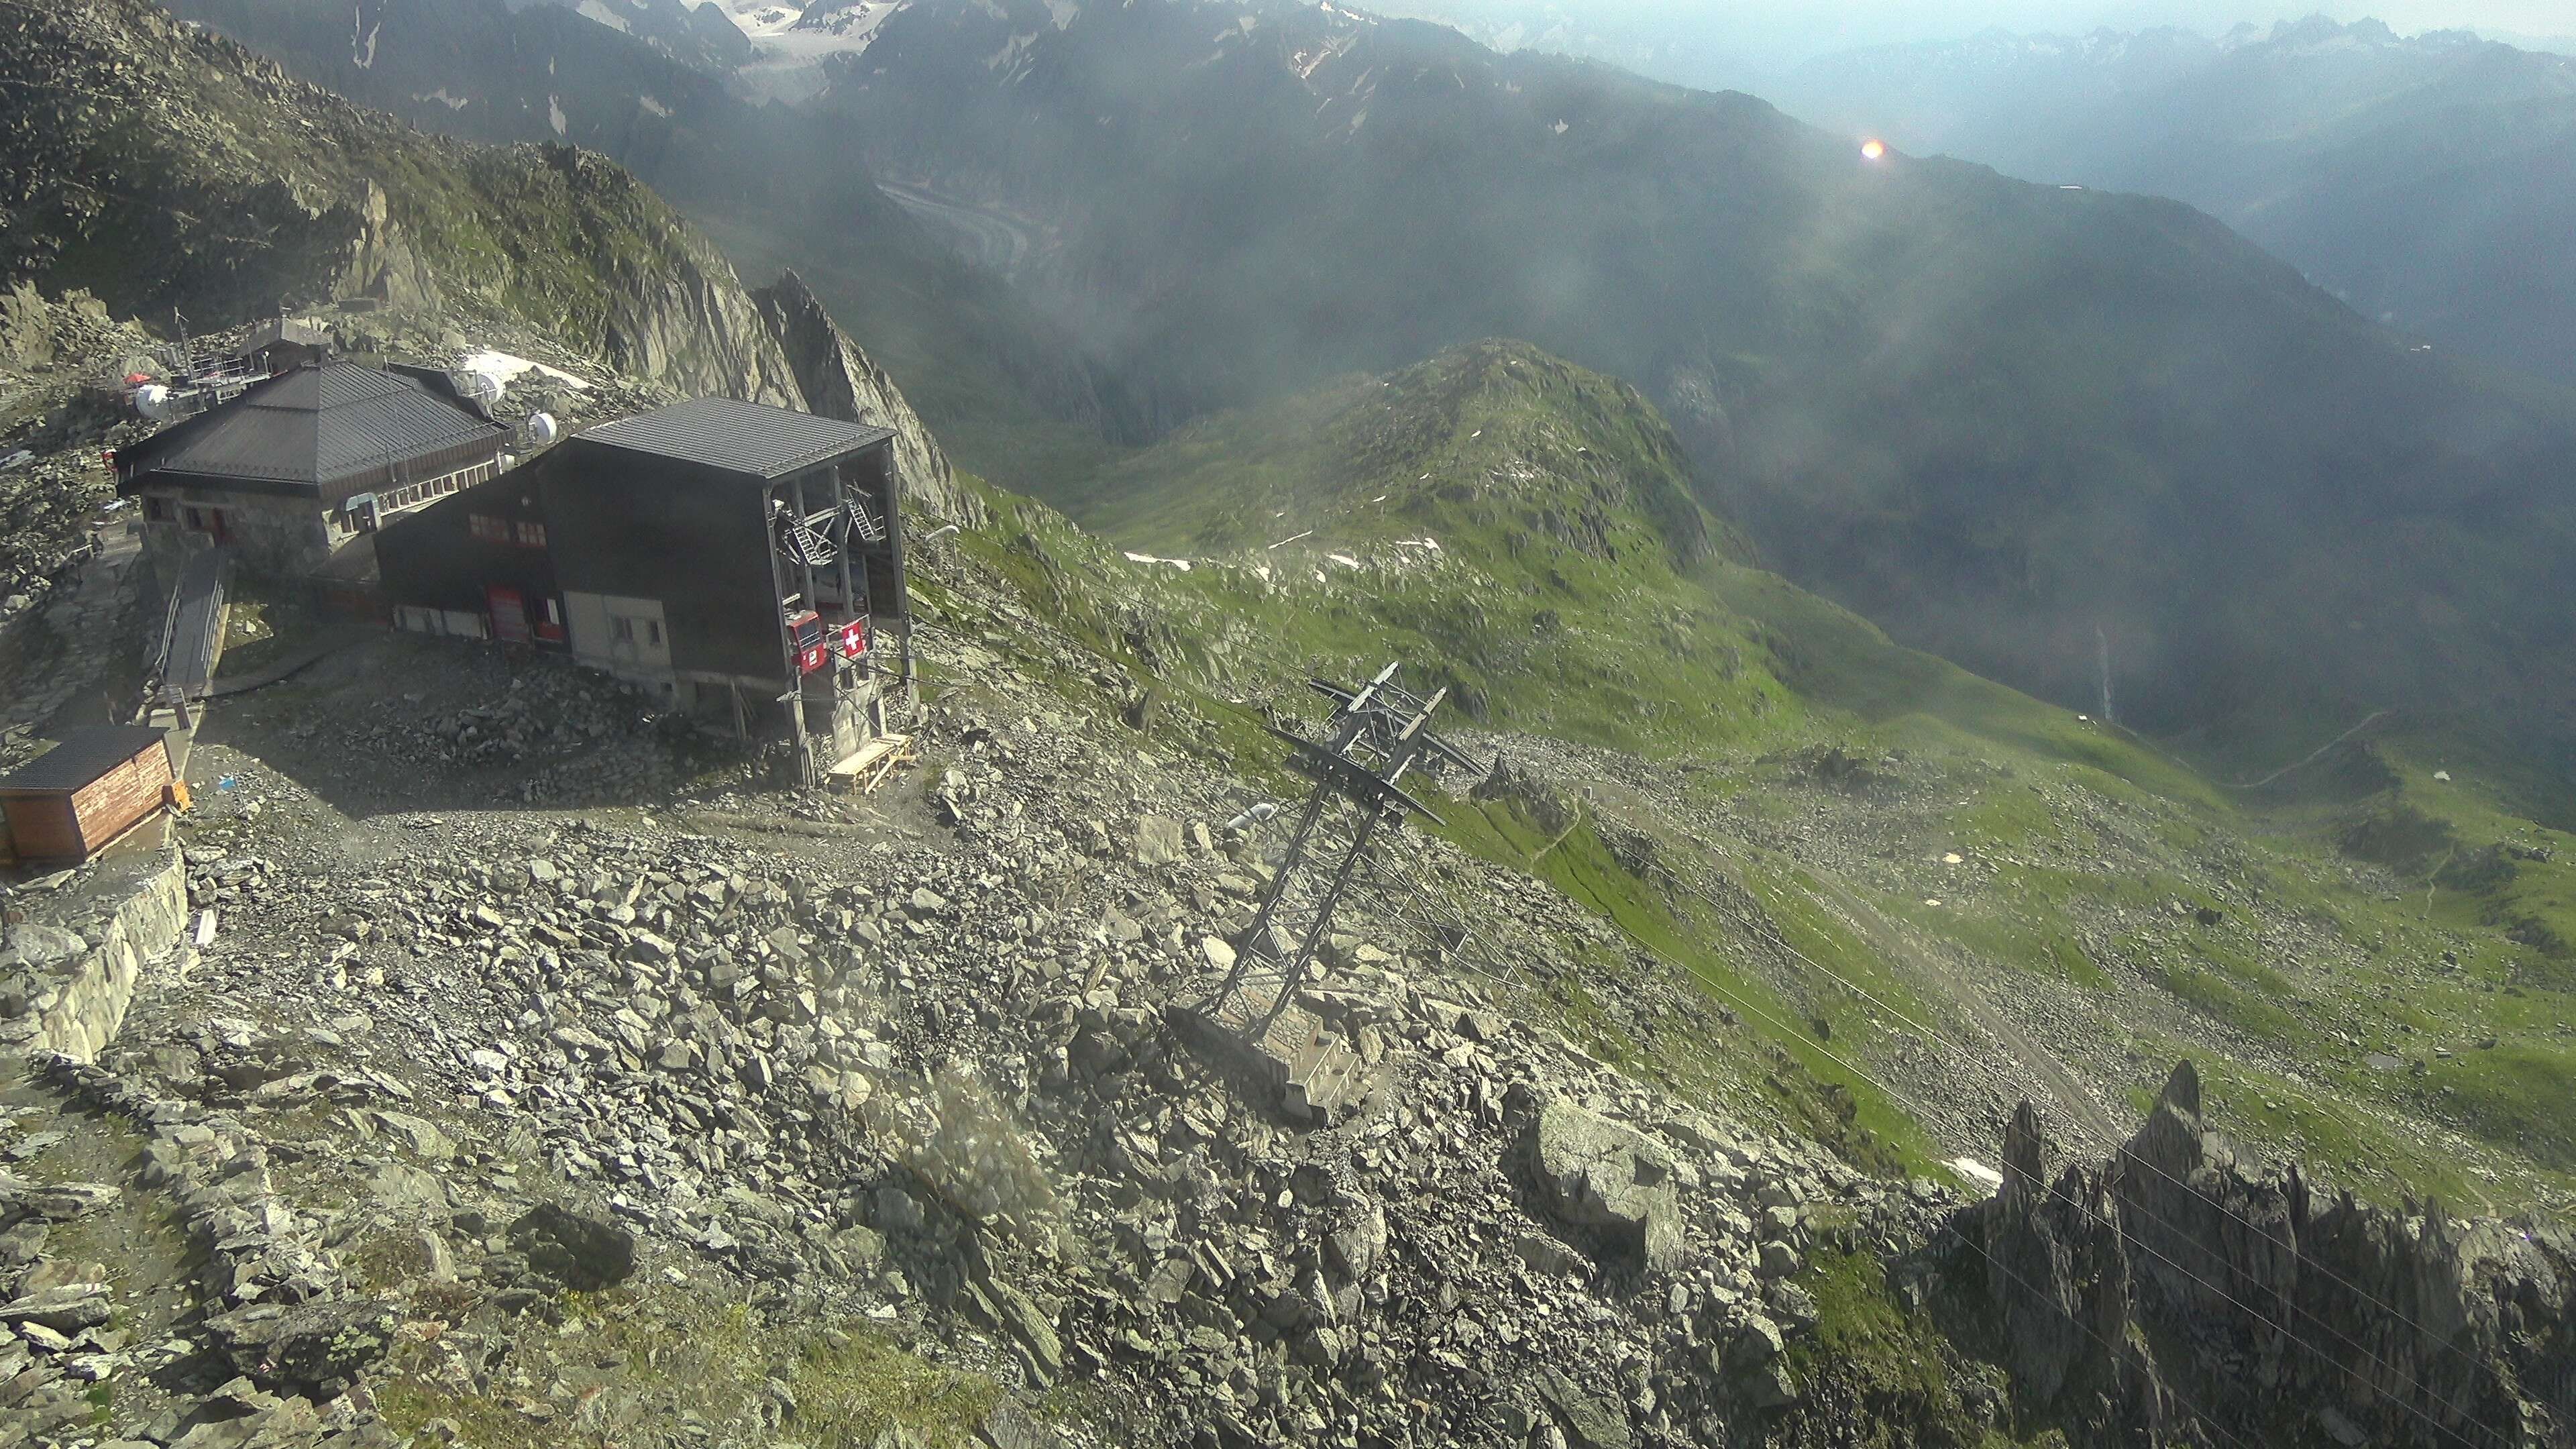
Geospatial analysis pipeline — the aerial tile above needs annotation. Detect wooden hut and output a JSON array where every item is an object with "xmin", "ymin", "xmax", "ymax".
[{"xmin": 0, "ymin": 728, "xmax": 176, "ymax": 866}]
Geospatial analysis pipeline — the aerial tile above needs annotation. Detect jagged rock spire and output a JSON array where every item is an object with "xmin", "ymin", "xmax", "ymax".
[{"xmin": 2002, "ymin": 1099, "xmax": 2047, "ymax": 1208}]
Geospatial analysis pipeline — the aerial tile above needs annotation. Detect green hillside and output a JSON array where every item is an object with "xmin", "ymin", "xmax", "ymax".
[{"xmin": 970, "ymin": 338, "xmax": 2576, "ymax": 1211}]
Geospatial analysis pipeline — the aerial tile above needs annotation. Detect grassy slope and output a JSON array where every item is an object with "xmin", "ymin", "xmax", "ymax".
[{"xmin": 965, "ymin": 337, "xmax": 2576, "ymax": 1217}]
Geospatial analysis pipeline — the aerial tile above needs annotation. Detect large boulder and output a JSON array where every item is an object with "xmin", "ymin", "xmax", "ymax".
[
  {"xmin": 1526, "ymin": 1097, "xmax": 1685, "ymax": 1272},
  {"xmin": 204, "ymin": 1298, "xmax": 401, "ymax": 1390},
  {"xmin": 508, "ymin": 1202, "xmax": 637, "ymax": 1291}
]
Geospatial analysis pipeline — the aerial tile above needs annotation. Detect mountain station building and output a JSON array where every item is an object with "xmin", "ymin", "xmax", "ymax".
[
  {"xmin": 114, "ymin": 359, "xmax": 509, "ymax": 576},
  {"xmin": 373, "ymin": 396, "xmax": 913, "ymax": 781}
]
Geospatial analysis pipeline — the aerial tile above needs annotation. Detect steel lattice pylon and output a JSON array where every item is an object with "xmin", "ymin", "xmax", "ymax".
[{"xmin": 1213, "ymin": 662, "xmax": 1484, "ymax": 1026}]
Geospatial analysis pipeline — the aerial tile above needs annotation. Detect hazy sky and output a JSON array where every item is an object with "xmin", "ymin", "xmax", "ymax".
[
  {"xmin": 1782, "ymin": 0, "xmax": 2576, "ymax": 38},
  {"xmin": 1400, "ymin": 0, "xmax": 2576, "ymax": 71}
]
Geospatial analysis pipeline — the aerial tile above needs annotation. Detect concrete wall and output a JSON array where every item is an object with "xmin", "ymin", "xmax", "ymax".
[
  {"xmin": 138, "ymin": 492, "xmax": 333, "ymax": 577},
  {"xmin": 0, "ymin": 846, "xmax": 189, "ymax": 1061}
]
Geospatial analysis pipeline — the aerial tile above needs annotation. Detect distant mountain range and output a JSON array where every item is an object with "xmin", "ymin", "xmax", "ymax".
[
  {"xmin": 124, "ymin": 0, "xmax": 2576, "ymax": 773},
  {"xmin": 1772, "ymin": 17, "xmax": 2576, "ymax": 388},
  {"xmin": 816, "ymin": 0, "xmax": 2576, "ymax": 753}
]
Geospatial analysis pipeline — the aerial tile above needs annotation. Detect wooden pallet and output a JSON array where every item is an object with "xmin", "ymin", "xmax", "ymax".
[{"xmin": 826, "ymin": 732, "xmax": 914, "ymax": 794}]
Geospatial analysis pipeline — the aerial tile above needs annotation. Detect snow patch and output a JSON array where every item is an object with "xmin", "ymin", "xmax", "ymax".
[
  {"xmin": 985, "ymin": 30, "xmax": 1040, "ymax": 71},
  {"xmin": 1121, "ymin": 551, "xmax": 1193, "ymax": 572},
  {"xmin": 574, "ymin": 0, "xmax": 633, "ymax": 34},
  {"xmin": 1551, "ymin": 118, "xmax": 1568, "ymax": 134},
  {"xmin": 1327, "ymin": 553, "xmax": 1362, "ymax": 570},
  {"xmin": 458, "ymin": 348, "xmax": 592, "ymax": 392},
  {"xmin": 548, "ymin": 95, "xmax": 568, "ymax": 137},
  {"xmin": 639, "ymin": 94, "xmax": 672, "ymax": 117},
  {"xmin": 1949, "ymin": 1157, "xmax": 2004, "ymax": 1193},
  {"xmin": 1045, "ymin": 0, "xmax": 1080, "ymax": 30},
  {"xmin": 414, "ymin": 89, "xmax": 471, "ymax": 110},
  {"xmin": 718, "ymin": 1, "xmax": 906, "ymax": 103},
  {"xmin": 352, "ymin": 5, "xmax": 380, "ymax": 68}
]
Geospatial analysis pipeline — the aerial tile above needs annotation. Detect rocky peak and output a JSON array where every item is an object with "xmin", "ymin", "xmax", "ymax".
[
  {"xmin": 1962, "ymin": 1061, "xmax": 2574, "ymax": 1446},
  {"xmin": 753, "ymin": 268, "xmax": 978, "ymax": 525}
]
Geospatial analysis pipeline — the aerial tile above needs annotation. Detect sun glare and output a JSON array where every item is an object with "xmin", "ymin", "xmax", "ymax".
[{"xmin": 1861, "ymin": 138, "xmax": 1887, "ymax": 160}]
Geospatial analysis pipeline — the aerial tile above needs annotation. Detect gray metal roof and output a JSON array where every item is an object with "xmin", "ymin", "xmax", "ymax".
[
  {"xmin": 130, "ymin": 362, "xmax": 504, "ymax": 492},
  {"xmin": 576, "ymin": 397, "xmax": 894, "ymax": 481},
  {"xmin": 0, "ymin": 727, "xmax": 171, "ymax": 794}
]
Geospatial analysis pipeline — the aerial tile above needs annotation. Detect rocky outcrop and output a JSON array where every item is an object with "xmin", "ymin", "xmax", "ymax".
[
  {"xmin": 0, "ymin": 847, "xmax": 188, "ymax": 1061},
  {"xmin": 586, "ymin": 183, "xmax": 806, "ymax": 410},
  {"xmin": 1527, "ymin": 1096, "xmax": 1686, "ymax": 1273},
  {"xmin": 4, "ymin": 0, "xmax": 802, "ymax": 409},
  {"xmin": 753, "ymin": 269, "xmax": 976, "ymax": 525},
  {"xmin": 1960, "ymin": 1063, "xmax": 2574, "ymax": 1448}
]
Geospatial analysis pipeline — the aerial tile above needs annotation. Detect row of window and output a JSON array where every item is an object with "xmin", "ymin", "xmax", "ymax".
[
  {"xmin": 380, "ymin": 459, "xmax": 496, "ymax": 514},
  {"xmin": 468, "ymin": 513, "xmax": 547, "ymax": 549}
]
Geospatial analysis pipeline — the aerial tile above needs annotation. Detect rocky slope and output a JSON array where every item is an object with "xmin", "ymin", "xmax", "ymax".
[
  {"xmin": 158, "ymin": 0, "xmax": 1148, "ymax": 471},
  {"xmin": 0, "ymin": 464, "xmax": 2560, "ymax": 1446},
  {"xmin": 2, "ymin": 0, "xmax": 801, "ymax": 407}
]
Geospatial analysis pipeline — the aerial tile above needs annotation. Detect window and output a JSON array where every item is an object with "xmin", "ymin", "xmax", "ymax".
[
  {"xmin": 515, "ymin": 520, "xmax": 547, "ymax": 548},
  {"xmin": 144, "ymin": 498, "xmax": 170, "ymax": 522},
  {"xmin": 612, "ymin": 616, "xmax": 636, "ymax": 644},
  {"xmin": 645, "ymin": 619, "xmax": 662, "ymax": 647},
  {"xmin": 183, "ymin": 507, "xmax": 203, "ymax": 530},
  {"xmin": 468, "ymin": 513, "xmax": 508, "ymax": 543}
]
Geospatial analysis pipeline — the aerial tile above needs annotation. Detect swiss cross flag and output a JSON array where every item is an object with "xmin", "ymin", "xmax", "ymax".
[
  {"xmin": 798, "ymin": 644, "xmax": 829, "ymax": 674},
  {"xmin": 837, "ymin": 618, "xmax": 868, "ymax": 657}
]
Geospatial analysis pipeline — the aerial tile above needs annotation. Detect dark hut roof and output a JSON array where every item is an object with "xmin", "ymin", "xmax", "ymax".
[
  {"xmin": 117, "ymin": 362, "xmax": 505, "ymax": 500},
  {"xmin": 0, "ymin": 728, "xmax": 170, "ymax": 795},
  {"xmin": 577, "ymin": 398, "xmax": 892, "ymax": 482}
]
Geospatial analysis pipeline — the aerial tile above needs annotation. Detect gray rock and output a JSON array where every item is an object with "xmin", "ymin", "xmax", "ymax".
[
  {"xmin": 0, "ymin": 922, "xmax": 83, "ymax": 971},
  {"xmin": 1536, "ymin": 1364, "xmax": 1634, "ymax": 1449},
  {"xmin": 508, "ymin": 1202, "xmax": 637, "ymax": 1290},
  {"xmin": 1526, "ymin": 1098, "xmax": 1684, "ymax": 1272},
  {"xmin": 0, "ymin": 1282, "xmax": 111, "ymax": 1334},
  {"xmin": 203, "ymin": 1298, "xmax": 400, "ymax": 1389},
  {"xmin": 1756, "ymin": 1240, "xmax": 1801, "ymax": 1279},
  {"xmin": 1328, "ymin": 1199, "xmax": 1387, "ymax": 1280},
  {"xmin": 1737, "ymin": 1314, "xmax": 1784, "ymax": 1363},
  {"xmin": 991, "ymin": 1281, "xmax": 1063, "ymax": 1379},
  {"xmin": 979, "ymin": 1399, "xmax": 1073, "ymax": 1449},
  {"xmin": 1133, "ymin": 816, "xmax": 1185, "ymax": 867}
]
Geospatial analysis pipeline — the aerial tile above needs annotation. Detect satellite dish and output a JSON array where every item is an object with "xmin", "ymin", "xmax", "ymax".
[
  {"xmin": 133, "ymin": 384, "xmax": 185, "ymax": 423},
  {"xmin": 448, "ymin": 364, "xmax": 508, "ymax": 408},
  {"xmin": 521, "ymin": 411, "xmax": 559, "ymax": 447}
]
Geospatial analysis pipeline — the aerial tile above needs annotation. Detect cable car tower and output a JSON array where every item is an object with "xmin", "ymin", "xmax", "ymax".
[{"xmin": 1212, "ymin": 661, "xmax": 1484, "ymax": 1026}]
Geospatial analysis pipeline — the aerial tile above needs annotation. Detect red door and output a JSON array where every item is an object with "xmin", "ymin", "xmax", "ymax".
[{"xmin": 488, "ymin": 586, "xmax": 530, "ymax": 643}]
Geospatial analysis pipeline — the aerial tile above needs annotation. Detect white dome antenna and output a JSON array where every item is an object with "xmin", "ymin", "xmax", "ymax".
[{"xmin": 448, "ymin": 364, "xmax": 508, "ymax": 409}]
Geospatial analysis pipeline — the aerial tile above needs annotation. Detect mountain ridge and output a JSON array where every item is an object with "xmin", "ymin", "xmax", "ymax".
[
  {"xmin": 1777, "ymin": 15, "xmax": 2576, "ymax": 387},
  {"xmin": 822, "ymin": 0, "xmax": 2576, "ymax": 765}
]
